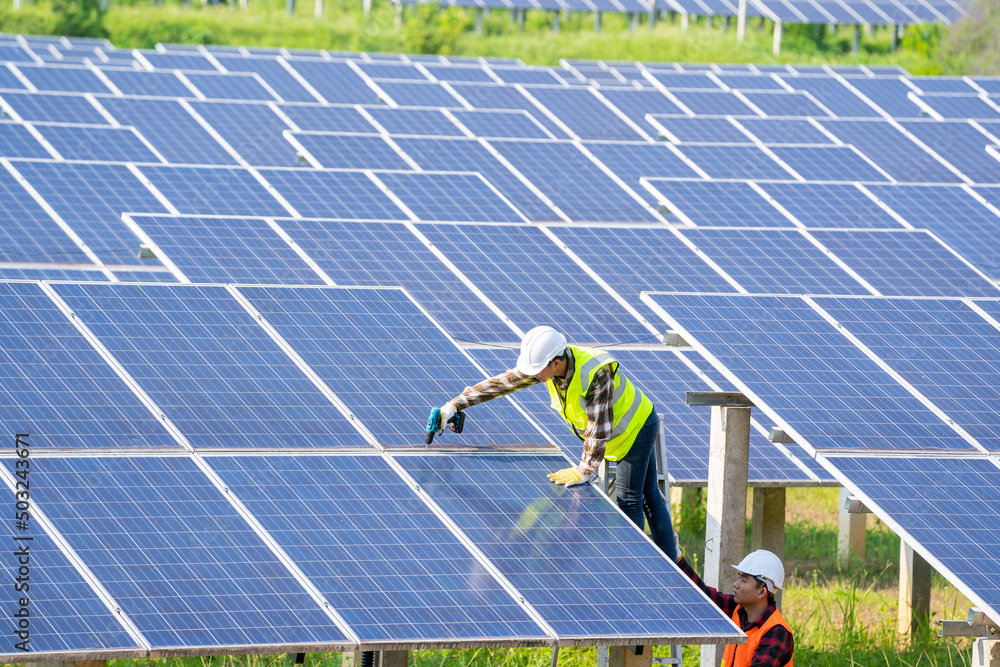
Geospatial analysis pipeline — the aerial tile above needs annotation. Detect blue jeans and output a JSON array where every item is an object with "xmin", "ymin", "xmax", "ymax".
[{"xmin": 615, "ymin": 409, "xmax": 677, "ymax": 560}]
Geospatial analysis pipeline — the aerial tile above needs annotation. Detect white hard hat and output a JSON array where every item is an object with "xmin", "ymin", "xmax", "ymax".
[
  {"xmin": 731, "ymin": 550, "xmax": 784, "ymax": 592},
  {"xmin": 516, "ymin": 326, "xmax": 567, "ymax": 375}
]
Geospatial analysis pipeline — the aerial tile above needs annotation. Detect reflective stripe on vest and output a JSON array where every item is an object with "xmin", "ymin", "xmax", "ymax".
[
  {"xmin": 721, "ymin": 606, "xmax": 794, "ymax": 667},
  {"xmin": 545, "ymin": 345, "xmax": 653, "ymax": 461}
]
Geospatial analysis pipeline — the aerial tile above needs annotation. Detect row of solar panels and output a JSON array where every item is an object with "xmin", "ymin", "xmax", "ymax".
[{"xmin": 643, "ymin": 291, "xmax": 1000, "ymax": 631}]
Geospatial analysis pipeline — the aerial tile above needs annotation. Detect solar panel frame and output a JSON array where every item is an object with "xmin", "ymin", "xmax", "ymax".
[
  {"xmin": 448, "ymin": 109, "xmax": 554, "ymax": 139},
  {"xmin": 767, "ymin": 145, "xmax": 891, "ymax": 182},
  {"xmin": 256, "ymin": 168, "xmax": 409, "ymax": 220},
  {"xmin": 36, "ymin": 124, "xmax": 162, "ymax": 163},
  {"xmin": 374, "ymin": 171, "xmax": 528, "ymax": 222},
  {"xmin": 364, "ymin": 107, "xmax": 466, "ymax": 137},
  {"xmin": 0, "ymin": 91, "xmax": 109, "ymax": 124},
  {"xmin": 642, "ymin": 179, "xmax": 796, "ymax": 227},
  {"xmin": 193, "ymin": 101, "xmax": 302, "ymax": 167},
  {"xmin": 137, "ymin": 164, "xmax": 292, "ymax": 217},
  {"xmin": 287, "ymin": 132, "xmax": 415, "ymax": 170},
  {"xmin": 182, "ymin": 71, "xmax": 282, "ymax": 102},
  {"xmin": 673, "ymin": 144, "xmax": 793, "ymax": 180},
  {"xmin": 15, "ymin": 64, "xmax": 113, "ymax": 94},
  {"xmin": 218, "ymin": 57, "xmax": 321, "ymax": 104}
]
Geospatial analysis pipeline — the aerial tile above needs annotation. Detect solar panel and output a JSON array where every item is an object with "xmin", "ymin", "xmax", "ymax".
[
  {"xmin": 415, "ymin": 222, "xmax": 650, "ymax": 343},
  {"xmin": 127, "ymin": 214, "xmax": 326, "ymax": 284},
  {"xmin": 192, "ymin": 101, "xmax": 301, "ymax": 167},
  {"xmin": 737, "ymin": 118, "xmax": 836, "ymax": 145},
  {"xmin": 37, "ymin": 125, "xmax": 161, "ymax": 162},
  {"xmin": 365, "ymin": 107, "xmax": 464, "ymax": 137},
  {"xmin": 208, "ymin": 454, "xmax": 550, "ymax": 643},
  {"xmin": 0, "ymin": 281, "xmax": 178, "ymax": 449},
  {"xmin": 646, "ymin": 117, "xmax": 749, "ymax": 143},
  {"xmin": 98, "ymin": 68, "xmax": 194, "ymax": 97},
  {"xmin": 218, "ymin": 57, "xmax": 320, "ymax": 103},
  {"xmin": 397, "ymin": 453, "xmax": 742, "ymax": 641},
  {"xmin": 581, "ymin": 142, "xmax": 700, "ymax": 209},
  {"xmin": 675, "ymin": 144, "xmax": 792, "ymax": 180},
  {"xmin": 647, "ymin": 72, "xmax": 721, "ymax": 90},
  {"xmin": 780, "ymin": 76, "xmax": 881, "ymax": 118},
  {"xmin": 644, "ymin": 179, "xmax": 795, "ymax": 227},
  {"xmin": 0, "ymin": 44, "xmax": 34, "ymax": 66},
  {"xmin": 376, "ymin": 81, "xmax": 462, "ymax": 108},
  {"xmin": 0, "ymin": 91, "xmax": 108, "ymax": 124},
  {"xmin": 448, "ymin": 83, "xmax": 568, "ymax": 137},
  {"xmin": 525, "ymin": 87, "xmax": 647, "ymax": 140},
  {"xmin": 183, "ymin": 71, "xmax": 280, "ymax": 101},
  {"xmin": 0, "ymin": 267, "xmax": 111, "ymax": 281},
  {"xmin": 488, "ymin": 139, "xmax": 658, "ymax": 222},
  {"xmin": 757, "ymin": 181, "xmax": 902, "ymax": 228},
  {"xmin": 375, "ymin": 172, "xmax": 525, "ymax": 222},
  {"xmin": 828, "ymin": 456, "xmax": 1000, "ymax": 622},
  {"xmin": 914, "ymin": 94, "xmax": 1000, "ymax": 120},
  {"xmin": 642, "ymin": 292, "xmax": 975, "ymax": 452},
  {"xmin": 819, "ymin": 119, "xmax": 963, "ymax": 183},
  {"xmin": 449, "ymin": 109, "xmax": 552, "ymax": 139},
  {"xmin": 0, "ymin": 495, "xmax": 143, "ymax": 655},
  {"xmin": 814, "ymin": 296, "xmax": 1000, "ymax": 450},
  {"xmin": 393, "ymin": 136, "xmax": 554, "ymax": 221},
  {"xmin": 22, "ymin": 455, "xmax": 352, "ymax": 649},
  {"xmin": 768, "ymin": 145, "xmax": 890, "ymax": 182},
  {"xmin": 100, "ymin": 98, "xmax": 238, "ymax": 165},
  {"xmin": 237, "ymin": 284, "xmax": 546, "ymax": 446},
  {"xmin": 669, "ymin": 90, "xmax": 757, "ymax": 116},
  {"xmin": 256, "ymin": 168, "xmax": 407, "ymax": 220},
  {"xmin": 846, "ymin": 77, "xmax": 924, "ymax": 118},
  {"xmin": 864, "ymin": 184, "xmax": 1000, "ymax": 279},
  {"xmin": 896, "ymin": 120, "xmax": 999, "ymax": 183},
  {"xmin": 51, "ymin": 282, "xmax": 364, "ymax": 449},
  {"xmin": 289, "ymin": 132, "xmax": 414, "ymax": 169},
  {"xmin": 422, "ymin": 65, "xmax": 494, "ymax": 84},
  {"xmin": 0, "ymin": 122, "xmax": 52, "ymax": 158},
  {"xmin": 738, "ymin": 91, "xmax": 832, "ymax": 117},
  {"xmin": 908, "ymin": 77, "xmax": 976, "ymax": 94},
  {"xmin": 970, "ymin": 78, "xmax": 1000, "ymax": 95},
  {"xmin": 10, "ymin": 160, "xmax": 169, "ymax": 266},
  {"xmin": 16, "ymin": 65, "xmax": 111, "ymax": 94},
  {"xmin": 358, "ymin": 61, "xmax": 428, "ymax": 81},
  {"xmin": 137, "ymin": 165, "xmax": 289, "ymax": 217},
  {"xmin": 286, "ymin": 60, "xmax": 375, "ymax": 104},
  {"xmin": 680, "ymin": 227, "xmax": 870, "ymax": 295},
  {"xmin": 273, "ymin": 218, "xmax": 516, "ymax": 342},
  {"xmin": 716, "ymin": 73, "xmax": 786, "ymax": 90},
  {"xmin": 281, "ymin": 104, "xmax": 373, "ymax": 132}
]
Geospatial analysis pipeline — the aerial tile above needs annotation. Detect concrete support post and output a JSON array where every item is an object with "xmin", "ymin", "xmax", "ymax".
[
  {"xmin": 772, "ymin": 19, "xmax": 782, "ymax": 55},
  {"xmin": 723, "ymin": 15, "xmax": 730, "ymax": 31},
  {"xmin": 898, "ymin": 542, "xmax": 932, "ymax": 640},
  {"xmin": 29, "ymin": 662, "xmax": 105, "ymax": 667},
  {"xmin": 362, "ymin": 0, "xmax": 371, "ymax": 18},
  {"xmin": 680, "ymin": 12, "xmax": 688, "ymax": 29},
  {"xmin": 594, "ymin": 9, "xmax": 602, "ymax": 30},
  {"xmin": 852, "ymin": 24, "xmax": 860, "ymax": 53},
  {"xmin": 628, "ymin": 11, "xmax": 638, "ymax": 33},
  {"xmin": 890, "ymin": 23, "xmax": 898, "ymax": 51},
  {"xmin": 736, "ymin": 0, "xmax": 747, "ymax": 40},
  {"xmin": 604, "ymin": 645, "xmax": 652, "ymax": 667},
  {"xmin": 286, "ymin": 0, "xmax": 294, "ymax": 14},
  {"xmin": 701, "ymin": 405, "xmax": 751, "ymax": 667},
  {"xmin": 381, "ymin": 651, "xmax": 408, "ymax": 667},
  {"xmin": 518, "ymin": 8, "xmax": 526, "ymax": 31},
  {"xmin": 837, "ymin": 487, "xmax": 866, "ymax": 567},
  {"xmin": 395, "ymin": 2, "xmax": 403, "ymax": 27},
  {"xmin": 13, "ymin": 0, "xmax": 21, "ymax": 9},
  {"xmin": 972, "ymin": 639, "xmax": 1000, "ymax": 667},
  {"xmin": 648, "ymin": 4, "xmax": 656, "ymax": 27},
  {"xmin": 314, "ymin": 0, "xmax": 323, "ymax": 17},
  {"xmin": 751, "ymin": 487, "xmax": 785, "ymax": 609},
  {"xmin": 706, "ymin": 14, "xmax": 712, "ymax": 27},
  {"xmin": 342, "ymin": 653, "xmax": 363, "ymax": 667},
  {"xmin": 475, "ymin": 7, "xmax": 484, "ymax": 34},
  {"xmin": 552, "ymin": 10, "xmax": 560, "ymax": 32}
]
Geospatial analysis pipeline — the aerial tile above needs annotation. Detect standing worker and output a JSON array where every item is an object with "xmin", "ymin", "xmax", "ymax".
[
  {"xmin": 674, "ymin": 541, "xmax": 794, "ymax": 666},
  {"xmin": 428, "ymin": 325, "xmax": 677, "ymax": 561}
]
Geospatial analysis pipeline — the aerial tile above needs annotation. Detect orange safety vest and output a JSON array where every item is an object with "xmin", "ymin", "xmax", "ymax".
[{"xmin": 722, "ymin": 605, "xmax": 793, "ymax": 667}]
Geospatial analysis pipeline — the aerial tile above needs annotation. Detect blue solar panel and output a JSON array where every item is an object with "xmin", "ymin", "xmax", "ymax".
[
  {"xmin": 99, "ymin": 68, "xmax": 193, "ymax": 97},
  {"xmin": 846, "ymin": 77, "xmax": 924, "ymax": 118},
  {"xmin": 716, "ymin": 73, "xmax": 786, "ymax": 90},
  {"xmin": 828, "ymin": 456, "xmax": 1000, "ymax": 621},
  {"xmin": 680, "ymin": 227, "xmax": 870, "ymax": 295},
  {"xmin": 138, "ymin": 52, "xmax": 218, "ymax": 70},
  {"xmin": 769, "ymin": 146, "xmax": 891, "ymax": 182},
  {"xmin": 647, "ymin": 72, "xmax": 721, "ymax": 89},
  {"xmin": 0, "ymin": 267, "xmax": 110, "ymax": 281},
  {"xmin": 376, "ymin": 172, "xmax": 525, "ymax": 222},
  {"xmin": 595, "ymin": 89, "xmax": 686, "ymax": 131},
  {"xmin": 908, "ymin": 77, "xmax": 975, "ymax": 94},
  {"xmin": 358, "ymin": 62, "xmax": 427, "ymax": 80},
  {"xmin": 285, "ymin": 61, "xmax": 374, "ymax": 105},
  {"xmin": 22, "ymin": 456, "xmax": 351, "ymax": 648},
  {"xmin": 139, "ymin": 165, "xmax": 290, "ymax": 217},
  {"xmin": 448, "ymin": 83, "xmax": 568, "ymax": 137},
  {"xmin": 865, "ymin": 184, "xmax": 1000, "ymax": 279},
  {"xmin": 1, "ymin": 91, "xmax": 107, "ymax": 124},
  {"xmin": 489, "ymin": 140, "xmax": 658, "ymax": 223},
  {"xmin": 449, "ymin": 109, "xmax": 551, "ymax": 139},
  {"xmin": 820, "ymin": 119, "xmax": 962, "ymax": 183},
  {"xmin": 365, "ymin": 107, "xmax": 464, "ymax": 137},
  {"xmin": 417, "ymin": 223, "xmax": 649, "ymax": 344},
  {"xmin": 897, "ymin": 121, "xmax": 999, "ymax": 183},
  {"xmin": 739, "ymin": 91, "xmax": 832, "ymax": 117},
  {"xmin": 0, "ymin": 44, "xmax": 34, "ymax": 66},
  {"xmin": 914, "ymin": 95, "xmax": 1000, "ymax": 120},
  {"xmin": 237, "ymin": 285, "xmax": 545, "ymax": 446},
  {"xmin": 11, "ymin": 161, "xmax": 169, "ymax": 266},
  {"xmin": 0, "ymin": 493, "xmax": 142, "ymax": 654},
  {"xmin": 0, "ymin": 281, "xmax": 177, "ymax": 449},
  {"xmin": 257, "ymin": 169, "xmax": 406, "ymax": 219},
  {"xmin": 281, "ymin": 104, "xmax": 373, "ymax": 132},
  {"xmin": 208, "ymin": 454, "xmax": 549, "ymax": 643},
  {"xmin": 0, "ymin": 170, "xmax": 98, "ymax": 264},
  {"xmin": 101, "ymin": 98, "xmax": 238, "ymax": 166},
  {"xmin": 16, "ymin": 65, "xmax": 111, "ymax": 93},
  {"xmin": 193, "ymin": 101, "xmax": 301, "ymax": 167},
  {"xmin": 815, "ymin": 296, "xmax": 1000, "ymax": 450},
  {"xmin": 38, "ymin": 125, "xmax": 161, "ymax": 162},
  {"xmin": 376, "ymin": 81, "xmax": 461, "ymax": 108},
  {"xmin": 219, "ymin": 57, "xmax": 320, "ymax": 103},
  {"xmin": 677, "ymin": 145, "xmax": 792, "ymax": 180},
  {"xmin": 184, "ymin": 71, "xmax": 280, "ymax": 101},
  {"xmin": 398, "ymin": 453, "xmax": 741, "ymax": 640},
  {"xmin": 643, "ymin": 292, "xmax": 975, "ymax": 452},
  {"xmin": 738, "ymin": 118, "xmax": 836, "ymax": 145},
  {"xmin": 757, "ymin": 181, "xmax": 903, "ymax": 228},
  {"xmin": 644, "ymin": 180, "xmax": 795, "ymax": 227},
  {"xmin": 129, "ymin": 214, "xmax": 326, "ymax": 284},
  {"xmin": 647, "ymin": 117, "xmax": 749, "ymax": 143},
  {"xmin": 290, "ymin": 132, "xmax": 414, "ymax": 169},
  {"xmin": 489, "ymin": 67, "xmax": 565, "ymax": 86},
  {"xmin": 0, "ymin": 122, "xmax": 50, "ymax": 159},
  {"xmin": 107, "ymin": 269, "xmax": 179, "ymax": 283},
  {"xmin": 970, "ymin": 78, "xmax": 1000, "ymax": 94},
  {"xmin": 394, "ymin": 136, "xmax": 553, "ymax": 221},
  {"xmin": 810, "ymin": 229, "xmax": 999, "ymax": 297},
  {"xmin": 423, "ymin": 65, "xmax": 494, "ymax": 83},
  {"xmin": 781, "ymin": 76, "xmax": 881, "ymax": 118},
  {"xmin": 525, "ymin": 87, "xmax": 646, "ymax": 140},
  {"xmin": 583, "ymin": 143, "xmax": 700, "ymax": 207},
  {"xmin": 670, "ymin": 90, "xmax": 757, "ymax": 116},
  {"xmin": 51, "ymin": 282, "xmax": 363, "ymax": 449}
]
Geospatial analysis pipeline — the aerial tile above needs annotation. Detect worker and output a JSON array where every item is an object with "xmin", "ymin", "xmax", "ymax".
[
  {"xmin": 674, "ymin": 540, "xmax": 794, "ymax": 667},
  {"xmin": 429, "ymin": 325, "xmax": 676, "ymax": 560}
]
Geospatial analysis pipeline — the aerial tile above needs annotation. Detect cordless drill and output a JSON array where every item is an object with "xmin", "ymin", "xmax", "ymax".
[{"xmin": 424, "ymin": 408, "xmax": 466, "ymax": 445}]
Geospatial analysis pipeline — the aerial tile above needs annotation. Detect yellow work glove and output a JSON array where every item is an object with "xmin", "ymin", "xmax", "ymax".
[{"xmin": 547, "ymin": 467, "xmax": 589, "ymax": 487}]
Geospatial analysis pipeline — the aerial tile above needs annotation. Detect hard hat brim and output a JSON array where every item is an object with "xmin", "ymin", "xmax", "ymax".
[{"xmin": 730, "ymin": 565, "xmax": 781, "ymax": 591}]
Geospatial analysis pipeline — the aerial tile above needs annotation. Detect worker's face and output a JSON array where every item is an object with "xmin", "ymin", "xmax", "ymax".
[
  {"xmin": 533, "ymin": 358, "xmax": 560, "ymax": 382},
  {"xmin": 732, "ymin": 572, "xmax": 768, "ymax": 607}
]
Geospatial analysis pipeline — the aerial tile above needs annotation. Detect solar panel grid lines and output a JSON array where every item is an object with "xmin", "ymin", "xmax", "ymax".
[
  {"xmin": 372, "ymin": 170, "xmax": 530, "ymax": 223},
  {"xmin": 640, "ymin": 178, "xmax": 797, "ymax": 228},
  {"xmin": 640, "ymin": 291, "xmax": 979, "ymax": 454}
]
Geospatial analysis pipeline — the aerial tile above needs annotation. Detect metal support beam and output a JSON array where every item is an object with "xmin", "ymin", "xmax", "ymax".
[
  {"xmin": 518, "ymin": 8, "xmax": 526, "ymax": 31},
  {"xmin": 594, "ymin": 9, "xmax": 601, "ymax": 30},
  {"xmin": 723, "ymin": 15, "xmax": 730, "ymax": 31},
  {"xmin": 837, "ymin": 487, "xmax": 866, "ymax": 567},
  {"xmin": 736, "ymin": 0, "xmax": 747, "ymax": 40},
  {"xmin": 890, "ymin": 23, "xmax": 898, "ymax": 51},
  {"xmin": 702, "ymin": 404, "xmax": 751, "ymax": 667},
  {"xmin": 751, "ymin": 487, "xmax": 785, "ymax": 610},
  {"xmin": 475, "ymin": 7, "xmax": 484, "ymax": 34},
  {"xmin": 852, "ymin": 24, "xmax": 860, "ymax": 54},
  {"xmin": 898, "ymin": 541, "xmax": 932, "ymax": 640},
  {"xmin": 648, "ymin": 4, "xmax": 656, "ymax": 27},
  {"xmin": 772, "ymin": 19, "xmax": 782, "ymax": 55},
  {"xmin": 552, "ymin": 10, "xmax": 560, "ymax": 32},
  {"xmin": 628, "ymin": 11, "xmax": 638, "ymax": 33},
  {"xmin": 286, "ymin": 0, "xmax": 294, "ymax": 14},
  {"xmin": 686, "ymin": 392, "xmax": 754, "ymax": 408}
]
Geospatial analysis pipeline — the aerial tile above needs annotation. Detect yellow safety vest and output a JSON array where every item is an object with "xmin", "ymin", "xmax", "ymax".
[{"xmin": 545, "ymin": 346, "xmax": 653, "ymax": 461}]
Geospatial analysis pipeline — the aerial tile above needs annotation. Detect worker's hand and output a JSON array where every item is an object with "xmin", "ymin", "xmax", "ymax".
[
  {"xmin": 547, "ymin": 467, "xmax": 589, "ymax": 487},
  {"xmin": 438, "ymin": 402, "xmax": 457, "ymax": 432}
]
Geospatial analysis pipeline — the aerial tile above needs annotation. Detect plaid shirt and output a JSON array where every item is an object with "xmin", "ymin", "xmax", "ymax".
[
  {"xmin": 449, "ymin": 350, "xmax": 615, "ymax": 476},
  {"xmin": 678, "ymin": 557, "xmax": 793, "ymax": 667}
]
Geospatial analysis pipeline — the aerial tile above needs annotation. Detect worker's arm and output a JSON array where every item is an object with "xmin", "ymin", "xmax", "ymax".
[
  {"xmin": 750, "ymin": 625, "xmax": 793, "ymax": 667},
  {"xmin": 449, "ymin": 368, "xmax": 540, "ymax": 410},
  {"xmin": 577, "ymin": 366, "xmax": 615, "ymax": 476},
  {"xmin": 676, "ymin": 556, "xmax": 739, "ymax": 617}
]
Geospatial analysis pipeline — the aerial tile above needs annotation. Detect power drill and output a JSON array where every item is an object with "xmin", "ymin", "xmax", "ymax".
[{"xmin": 424, "ymin": 407, "xmax": 466, "ymax": 445}]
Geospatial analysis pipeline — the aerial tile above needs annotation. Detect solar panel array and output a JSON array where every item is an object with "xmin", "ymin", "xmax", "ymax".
[{"xmin": 2, "ymin": 32, "xmax": 999, "ymax": 658}]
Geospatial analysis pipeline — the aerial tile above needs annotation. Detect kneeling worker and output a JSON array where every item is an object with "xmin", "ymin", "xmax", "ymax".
[
  {"xmin": 429, "ymin": 325, "xmax": 677, "ymax": 560},
  {"xmin": 675, "ymin": 544, "xmax": 793, "ymax": 666}
]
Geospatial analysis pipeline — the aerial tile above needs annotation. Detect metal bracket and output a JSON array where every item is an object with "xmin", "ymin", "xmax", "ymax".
[
  {"xmin": 768, "ymin": 427, "xmax": 795, "ymax": 444},
  {"xmin": 662, "ymin": 330, "xmax": 690, "ymax": 347},
  {"xmin": 843, "ymin": 495, "xmax": 872, "ymax": 514},
  {"xmin": 685, "ymin": 391, "xmax": 755, "ymax": 408},
  {"xmin": 942, "ymin": 608, "xmax": 1000, "ymax": 638}
]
